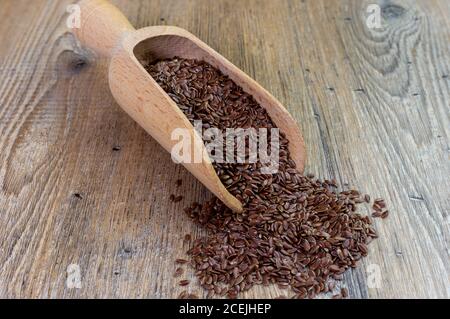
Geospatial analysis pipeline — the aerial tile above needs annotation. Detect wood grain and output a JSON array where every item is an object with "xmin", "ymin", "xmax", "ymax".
[{"xmin": 0, "ymin": 0, "xmax": 448, "ymax": 298}]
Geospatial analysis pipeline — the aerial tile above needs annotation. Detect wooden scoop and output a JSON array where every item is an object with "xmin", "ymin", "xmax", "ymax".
[{"xmin": 74, "ymin": 0, "xmax": 306, "ymax": 213}]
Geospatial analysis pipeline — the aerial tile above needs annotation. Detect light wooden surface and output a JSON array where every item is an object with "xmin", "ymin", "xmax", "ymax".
[{"xmin": 0, "ymin": 0, "xmax": 448, "ymax": 299}]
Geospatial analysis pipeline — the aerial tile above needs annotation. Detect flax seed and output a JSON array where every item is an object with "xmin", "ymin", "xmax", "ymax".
[{"xmin": 179, "ymin": 280, "xmax": 190, "ymax": 286}]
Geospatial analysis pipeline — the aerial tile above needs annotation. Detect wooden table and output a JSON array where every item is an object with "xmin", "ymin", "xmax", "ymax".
[{"xmin": 0, "ymin": 0, "xmax": 449, "ymax": 299}]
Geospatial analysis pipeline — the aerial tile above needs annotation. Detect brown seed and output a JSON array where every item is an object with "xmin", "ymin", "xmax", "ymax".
[
  {"xmin": 341, "ymin": 287, "xmax": 348, "ymax": 298},
  {"xmin": 372, "ymin": 211, "xmax": 382, "ymax": 218},
  {"xmin": 175, "ymin": 259, "xmax": 189, "ymax": 265},
  {"xmin": 174, "ymin": 195, "xmax": 183, "ymax": 202},
  {"xmin": 179, "ymin": 280, "xmax": 190, "ymax": 286},
  {"xmin": 374, "ymin": 198, "xmax": 386, "ymax": 208},
  {"xmin": 329, "ymin": 265, "xmax": 341, "ymax": 272}
]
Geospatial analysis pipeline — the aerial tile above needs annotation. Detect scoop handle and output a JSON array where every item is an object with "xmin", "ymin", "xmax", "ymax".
[{"xmin": 74, "ymin": 0, "xmax": 135, "ymax": 57}]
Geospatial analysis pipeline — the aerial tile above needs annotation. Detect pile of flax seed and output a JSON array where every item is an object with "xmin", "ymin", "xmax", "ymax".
[{"xmin": 146, "ymin": 57, "xmax": 387, "ymax": 299}]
